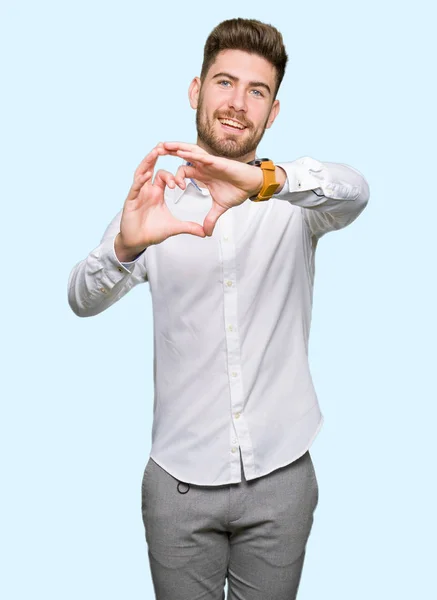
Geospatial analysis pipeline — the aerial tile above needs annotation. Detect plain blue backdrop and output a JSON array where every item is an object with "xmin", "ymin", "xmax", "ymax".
[{"xmin": 1, "ymin": 0, "xmax": 436, "ymax": 598}]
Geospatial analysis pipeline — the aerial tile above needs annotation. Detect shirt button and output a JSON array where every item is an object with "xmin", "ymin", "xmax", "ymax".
[
  {"xmin": 234, "ymin": 412, "xmax": 240, "ymax": 419},
  {"xmin": 100, "ymin": 288, "xmax": 107, "ymax": 293},
  {"xmin": 231, "ymin": 447, "xmax": 238, "ymax": 453},
  {"xmin": 226, "ymin": 280, "xmax": 233, "ymax": 287},
  {"xmin": 223, "ymin": 235, "xmax": 229, "ymax": 241},
  {"xmin": 117, "ymin": 267, "xmax": 123, "ymax": 272},
  {"xmin": 297, "ymin": 180, "xmax": 301, "ymax": 187},
  {"xmin": 227, "ymin": 325, "xmax": 233, "ymax": 332},
  {"xmin": 232, "ymin": 372, "xmax": 238, "ymax": 378}
]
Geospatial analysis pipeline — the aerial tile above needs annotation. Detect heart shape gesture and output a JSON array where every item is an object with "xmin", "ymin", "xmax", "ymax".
[
  {"xmin": 160, "ymin": 142, "xmax": 264, "ymax": 237},
  {"xmin": 115, "ymin": 145, "xmax": 207, "ymax": 262}
]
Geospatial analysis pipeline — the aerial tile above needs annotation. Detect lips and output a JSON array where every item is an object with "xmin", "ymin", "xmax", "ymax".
[
  {"xmin": 218, "ymin": 117, "xmax": 246, "ymax": 130},
  {"xmin": 220, "ymin": 123, "xmax": 245, "ymax": 135},
  {"xmin": 217, "ymin": 117, "xmax": 248, "ymax": 135}
]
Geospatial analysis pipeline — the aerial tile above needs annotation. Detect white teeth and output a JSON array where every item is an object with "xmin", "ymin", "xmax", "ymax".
[{"xmin": 219, "ymin": 119, "xmax": 245, "ymax": 130}]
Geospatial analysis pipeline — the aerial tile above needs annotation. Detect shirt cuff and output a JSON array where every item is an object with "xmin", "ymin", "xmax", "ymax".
[
  {"xmin": 275, "ymin": 175, "xmax": 290, "ymax": 196},
  {"xmin": 120, "ymin": 255, "xmax": 145, "ymax": 269},
  {"xmin": 115, "ymin": 240, "xmax": 147, "ymax": 271},
  {"xmin": 276, "ymin": 157, "xmax": 360, "ymax": 200},
  {"xmin": 95, "ymin": 236, "xmax": 145, "ymax": 281}
]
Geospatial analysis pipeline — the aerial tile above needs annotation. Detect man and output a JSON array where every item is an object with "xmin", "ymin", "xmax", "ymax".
[{"xmin": 68, "ymin": 17, "xmax": 369, "ymax": 600}]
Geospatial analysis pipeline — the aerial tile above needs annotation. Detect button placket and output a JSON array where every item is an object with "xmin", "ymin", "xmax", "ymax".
[{"xmin": 219, "ymin": 211, "xmax": 256, "ymax": 480}]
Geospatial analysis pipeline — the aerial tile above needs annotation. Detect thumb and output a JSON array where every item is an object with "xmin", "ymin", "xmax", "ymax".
[
  {"xmin": 170, "ymin": 220, "xmax": 207, "ymax": 239},
  {"xmin": 203, "ymin": 203, "xmax": 227, "ymax": 237}
]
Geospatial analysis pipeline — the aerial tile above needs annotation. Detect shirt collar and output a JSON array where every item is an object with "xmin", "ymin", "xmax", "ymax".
[
  {"xmin": 169, "ymin": 161, "xmax": 208, "ymax": 204},
  {"xmin": 171, "ymin": 179, "xmax": 207, "ymax": 205}
]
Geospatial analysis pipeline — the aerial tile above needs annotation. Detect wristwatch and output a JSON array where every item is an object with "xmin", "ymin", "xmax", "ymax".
[{"xmin": 247, "ymin": 158, "xmax": 280, "ymax": 202}]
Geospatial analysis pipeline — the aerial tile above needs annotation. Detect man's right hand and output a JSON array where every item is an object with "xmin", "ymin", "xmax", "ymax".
[{"xmin": 115, "ymin": 145, "xmax": 207, "ymax": 262}]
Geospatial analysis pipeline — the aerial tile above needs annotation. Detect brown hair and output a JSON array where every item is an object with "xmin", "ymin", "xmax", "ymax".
[{"xmin": 200, "ymin": 18, "xmax": 288, "ymax": 98}]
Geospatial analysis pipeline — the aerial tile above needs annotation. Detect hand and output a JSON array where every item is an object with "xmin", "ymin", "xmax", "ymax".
[
  {"xmin": 162, "ymin": 142, "xmax": 264, "ymax": 237},
  {"xmin": 116, "ymin": 145, "xmax": 207, "ymax": 259}
]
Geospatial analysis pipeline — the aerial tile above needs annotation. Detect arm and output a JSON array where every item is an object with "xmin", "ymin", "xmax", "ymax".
[
  {"xmin": 67, "ymin": 210, "xmax": 148, "ymax": 318},
  {"xmin": 161, "ymin": 143, "xmax": 369, "ymax": 238},
  {"xmin": 275, "ymin": 156, "xmax": 370, "ymax": 238},
  {"xmin": 68, "ymin": 144, "xmax": 206, "ymax": 317}
]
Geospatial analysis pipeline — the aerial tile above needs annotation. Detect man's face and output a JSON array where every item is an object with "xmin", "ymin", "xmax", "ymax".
[{"xmin": 189, "ymin": 49, "xmax": 280, "ymax": 161}]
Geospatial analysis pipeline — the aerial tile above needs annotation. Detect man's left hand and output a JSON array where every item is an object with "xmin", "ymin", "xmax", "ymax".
[{"xmin": 160, "ymin": 142, "xmax": 264, "ymax": 237}]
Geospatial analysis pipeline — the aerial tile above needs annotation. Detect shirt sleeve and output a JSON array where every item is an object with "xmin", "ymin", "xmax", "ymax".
[
  {"xmin": 274, "ymin": 176, "xmax": 290, "ymax": 196},
  {"xmin": 275, "ymin": 156, "xmax": 370, "ymax": 238},
  {"xmin": 67, "ymin": 209, "xmax": 148, "ymax": 317},
  {"xmin": 120, "ymin": 252, "xmax": 146, "ymax": 269}
]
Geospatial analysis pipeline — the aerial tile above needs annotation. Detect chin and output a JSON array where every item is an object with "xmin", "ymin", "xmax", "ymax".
[
  {"xmin": 215, "ymin": 143, "xmax": 245, "ymax": 159},
  {"xmin": 198, "ymin": 126, "xmax": 254, "ymax": 159}
]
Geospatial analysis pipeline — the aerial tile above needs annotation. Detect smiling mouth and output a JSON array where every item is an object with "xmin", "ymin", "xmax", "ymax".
[{"xmin": 218, "ymin": 118, "xmax": 247, "ymax": 132}]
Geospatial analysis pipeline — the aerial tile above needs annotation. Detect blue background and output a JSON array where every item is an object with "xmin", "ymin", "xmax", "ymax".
[{"xmin": 1, "ymin": 0, "xmax": 436, "ymax": 598}]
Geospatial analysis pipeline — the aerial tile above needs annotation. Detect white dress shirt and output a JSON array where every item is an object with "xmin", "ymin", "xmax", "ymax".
[{"xmin": 68, "ymin": 156, "xmax": 369, "ymax": 485}]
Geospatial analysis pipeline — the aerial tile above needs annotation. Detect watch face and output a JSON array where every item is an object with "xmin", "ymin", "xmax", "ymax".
[{"xmin": 247, "ymin": 158, "xmax": 271, "ymax": 166}]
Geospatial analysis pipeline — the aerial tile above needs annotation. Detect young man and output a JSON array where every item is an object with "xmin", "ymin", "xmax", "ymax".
[{"xmin": 68, "ymin": 18, "xmax": 369, "ymax": 600}]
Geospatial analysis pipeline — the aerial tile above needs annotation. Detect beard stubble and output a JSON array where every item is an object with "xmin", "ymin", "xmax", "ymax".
[{"xmin": 195, "ymin": 93, "xmax": 270, "ymax": 160}]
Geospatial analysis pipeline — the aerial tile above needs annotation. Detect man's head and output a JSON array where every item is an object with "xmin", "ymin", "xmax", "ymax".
[{"xmin": 189, "ymin": 18, "xmax": 288, "ymax": 162}]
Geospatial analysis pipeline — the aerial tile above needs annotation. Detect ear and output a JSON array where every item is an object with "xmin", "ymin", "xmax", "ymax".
[
  {"xmin": 265, "ymin": 99, "xmax": 280, "ymax": 130},
  {"xmin": 188, "ymin": 77, "xmax": 201, "ymax": 110}
]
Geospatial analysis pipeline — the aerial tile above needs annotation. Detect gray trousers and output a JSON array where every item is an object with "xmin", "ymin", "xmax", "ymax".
[{"xmin": 141, "ymin": 449, "xmax": 319, "ymax": 599}]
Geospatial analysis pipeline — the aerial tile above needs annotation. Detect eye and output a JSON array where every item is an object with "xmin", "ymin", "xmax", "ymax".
[
  {"xmin": 251, "ymin": 89, "xmax": 263, "ymax": 97},
  {"xmin": 218, "ymin": 80, "xmax": 231, "ymax": 87}
]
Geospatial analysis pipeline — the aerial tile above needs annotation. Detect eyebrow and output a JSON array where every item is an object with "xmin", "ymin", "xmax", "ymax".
[{"xmin": 211, "ymin": 72, "xmax": 272, "ymax": 96}]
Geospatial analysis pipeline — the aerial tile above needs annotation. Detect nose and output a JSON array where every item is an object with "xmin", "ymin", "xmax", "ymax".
[{"xmin": 228, "ymin": 87, "xmax": 247, "ymax": 113}]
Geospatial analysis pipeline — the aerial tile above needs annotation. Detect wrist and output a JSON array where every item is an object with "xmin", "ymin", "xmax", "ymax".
[
  {"xmin": 248, "ymin": 166, "xmax": 264, "ymax": 198},
  {"xmin": 114, "ymin": 233, "xmax": 147, "ymax": 262},
  {"xmin": 248, "ymin": 160, "xmax": 285, "ymax": 201},
  {"xmin": 275, "ymin": 166, "xmax": 287, "ymax": 193}
]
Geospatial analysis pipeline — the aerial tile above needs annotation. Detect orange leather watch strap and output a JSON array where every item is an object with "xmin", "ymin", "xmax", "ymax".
[{"xmin": 250, "ymin": 160, "xmax": 280, "ymax": 202}]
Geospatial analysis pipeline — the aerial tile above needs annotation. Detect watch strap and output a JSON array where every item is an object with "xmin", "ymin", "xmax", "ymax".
[{"xmin": 249, "ymin": 159, "xmax": 280, "ymax": 202}]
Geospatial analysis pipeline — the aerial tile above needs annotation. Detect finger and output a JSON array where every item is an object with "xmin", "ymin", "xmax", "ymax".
[
  {"xmin": 169, "ymin": 220, "xmax": 207, "ymax": 239},
  {"xmin": 161, "ymin": 148, "xmax": 212, "ymax": 168},
  {"xmin": 155, "ymin": 142, "xmax": 168, "ymax": 156},
  {"xmin": 174, "ymin": 165, "xmax": 195, "ymax": 188},
  {"xmin": 153, "ymin": 169, "xmax": 176, "ymax": 191},
  {"xmin": 136, "ymin": 147, "xmax": 158, "ymax": 170},
  {"xmin": 137, "ymin": 141, "xmax": 166, "ymax": 171},
  {"xmin": 163, "ymin": 141, "xmax": 204, "ymax": 154},
  {"xmin": 203, "ymin": 204, "xmax": 227, "ymax": 237},
  {"xmin": 175, "ymin": 150, "xmax": 215, "ymax": 166},
  {"xmin": 135, "ymin": 147, "xmax": 160, "ymax": 177},
  {"xmin": 126, "ymin": 169, "xmax": 154, "ymax": 201},
  {"xmin": 131, "ymin": 169, "xmax": 153, "ymax": 191}
]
